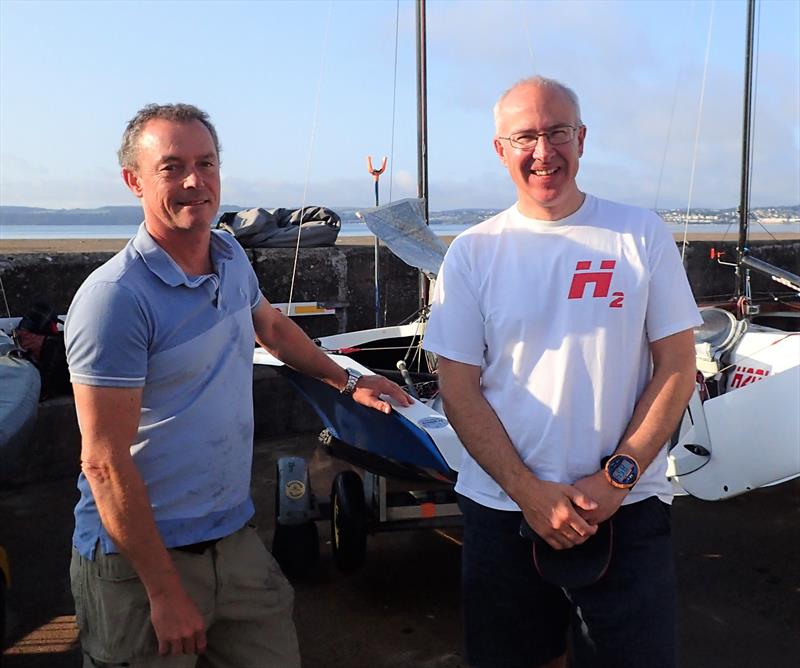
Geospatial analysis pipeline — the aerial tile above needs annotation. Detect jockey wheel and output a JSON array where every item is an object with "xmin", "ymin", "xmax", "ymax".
[{"xmin": 272, "ymin": 457, "xmax": 320, "ymax": 577}]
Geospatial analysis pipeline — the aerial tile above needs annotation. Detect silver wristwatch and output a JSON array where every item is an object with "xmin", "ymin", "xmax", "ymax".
[{"xmin": 340, "ymin": 367, "xmax": 362, "ymax": 396}]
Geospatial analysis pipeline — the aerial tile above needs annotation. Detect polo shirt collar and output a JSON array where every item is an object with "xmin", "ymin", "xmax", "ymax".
[{"xmin": 132, "ymin": 223, "xmax": 235, "ymax": 287}]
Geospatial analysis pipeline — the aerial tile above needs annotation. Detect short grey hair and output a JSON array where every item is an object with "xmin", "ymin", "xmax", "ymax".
[
  {"xmin": 493, "ymin": 76, "xmax": 582, "ymax": 133},
  {"xmin": 118, "ymin": 103, "xmax": 221, "ymax": 170}
]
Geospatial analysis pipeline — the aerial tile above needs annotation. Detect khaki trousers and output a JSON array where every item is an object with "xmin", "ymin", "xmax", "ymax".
[{"xmin": 70, "ymin": 524, "xmax": 300, "ymax": 668}]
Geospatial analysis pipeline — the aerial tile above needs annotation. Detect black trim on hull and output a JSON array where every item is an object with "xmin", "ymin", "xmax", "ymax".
[{"xmin": 319, "ymin": 430, "xmax": 457, "ymax": 484}]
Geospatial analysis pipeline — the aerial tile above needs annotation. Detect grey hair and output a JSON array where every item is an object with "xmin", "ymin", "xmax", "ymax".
[
  {"xmin": 118, "ymin": 103, "xmax": 221, "ymax": 170},
  {"xmin": 493, "ymin": 76, "xmax": 582, "ymax": 133}
]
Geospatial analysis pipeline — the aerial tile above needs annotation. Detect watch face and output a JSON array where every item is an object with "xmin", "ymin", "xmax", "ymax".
[{"xmin": 608, "ymin": 456, "xmax": 638, "ymax": 486}]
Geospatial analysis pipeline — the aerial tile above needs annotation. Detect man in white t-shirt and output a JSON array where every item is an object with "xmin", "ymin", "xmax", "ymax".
[{"xmin": 423, "ymin": 77, "xmax": 701, "ymax": 668}]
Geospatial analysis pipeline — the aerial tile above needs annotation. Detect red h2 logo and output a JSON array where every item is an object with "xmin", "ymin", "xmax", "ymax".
[{"xmin": 568, "ymin": 260, "xmax": 624, "ymax": 308}]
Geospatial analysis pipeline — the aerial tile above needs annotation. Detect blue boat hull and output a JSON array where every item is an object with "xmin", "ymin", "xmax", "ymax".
[{"xmin": 278, "ymin": 366, "xmax": 456, "ymax": 483}]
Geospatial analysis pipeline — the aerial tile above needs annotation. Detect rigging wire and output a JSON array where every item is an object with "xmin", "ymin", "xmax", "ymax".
[
  {"xmin": 722, "ymin": 0, "xmax": 781, "ymax": 246},
  {"xmin": 655, "ymin": 1, "xmax": 695, "ymax": 213},
  {"xmin": 796, "ymin": 0, "xmax": 800, "ymax": 207},
  {"xmin": 681, "ymin": 0, "xmax": 716, "ymax": 261},
  {"xmin": 746, "ymin": 1, "xmax": 780, "ymax": 244},
  {"xmin": 387, "ymin": 0, "xmax": 401, "ymax": 205},
  {"xmin": 654, "ymin": 66, "xmax": 685, "ymax": 213},
  {"xmin": 381, "ymin": 0, "xmax": 402, "ymax": 326},
  {"xmin": 287, "ymin": 1, "xmax": 333, "ymax": 310},
  {"xmin": 518, "ymin": 0, "xmax": 535, "ymax": 69},
  {"xmin": 750, "ymin": 0, "xmax": 761, "ymax": 205}
]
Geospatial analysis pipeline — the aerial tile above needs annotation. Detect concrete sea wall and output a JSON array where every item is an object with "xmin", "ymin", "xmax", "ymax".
[
  {"xmin": 0, "ymin": 239, "xmax": 798, "ymax": 484},
  {"xmin": 3, "ymin": 239, "xmax": 798, "ymax": 319}
]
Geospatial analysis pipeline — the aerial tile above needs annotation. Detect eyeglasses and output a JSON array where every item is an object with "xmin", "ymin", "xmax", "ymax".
[{"xmin": 498, "ymin": 125, "xmax": 581, "ymax": 150}]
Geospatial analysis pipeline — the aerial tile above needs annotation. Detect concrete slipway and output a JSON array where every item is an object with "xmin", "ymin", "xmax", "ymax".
[{"xmin": 1, "ymin": 431, "xmax": 799, "ymax": 668}]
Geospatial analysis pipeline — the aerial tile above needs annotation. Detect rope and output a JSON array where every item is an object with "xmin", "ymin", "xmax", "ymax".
[
  {"xmin": 681, "ymin": 0, "xmax": 715, "ymax": 261},
  {"xmin": 287, "ymin": 2, "xmax": 333, "ymax": 309}
]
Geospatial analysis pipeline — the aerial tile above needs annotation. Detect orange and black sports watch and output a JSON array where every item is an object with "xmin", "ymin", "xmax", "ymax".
[{"xmin": 601, "ymin": 454, "xmax": 640, "ymax": 489}]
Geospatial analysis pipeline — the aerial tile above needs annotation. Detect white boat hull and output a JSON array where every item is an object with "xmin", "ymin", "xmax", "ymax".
[{"xmin": 670, "ymin": 322, "xmax": 800, "ymax": 500}]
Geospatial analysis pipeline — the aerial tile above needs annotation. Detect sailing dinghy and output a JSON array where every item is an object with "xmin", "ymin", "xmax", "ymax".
[
  {"xmin": 668, "ymin": 0, "xmax": 800, "ymax": 500},
  {"xmin": 254, "ymin": 198, "xmax": 464, "ymax": 574}
]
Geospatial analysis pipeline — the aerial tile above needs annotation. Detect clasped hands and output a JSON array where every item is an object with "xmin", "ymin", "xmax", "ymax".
[{"xmin": 521, "ymin": 470, "xmax": 628, "ymax": 550}]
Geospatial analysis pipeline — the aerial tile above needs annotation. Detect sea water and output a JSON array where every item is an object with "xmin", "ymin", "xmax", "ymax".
[{"xmin": 2, "ymin": 221, "xmax": 799, "ymax": 241}]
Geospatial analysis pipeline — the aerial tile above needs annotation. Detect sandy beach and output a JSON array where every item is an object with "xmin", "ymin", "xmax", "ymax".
[{"xmin": 2, "ymin": 231, "xmax": 798, "ymax": 254}]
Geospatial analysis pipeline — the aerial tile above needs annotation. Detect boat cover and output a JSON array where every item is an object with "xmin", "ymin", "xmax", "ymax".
[
  {"xmin": 356, "ymin": 198, "xmax": 447, "ymax": 278},
  {"xmin": 216, "ymin": 206, "xmax": 341, "ymax": 248},
  {"xmin": 0, "ymin": 331, "xmax": 40, "ymax": 479}
]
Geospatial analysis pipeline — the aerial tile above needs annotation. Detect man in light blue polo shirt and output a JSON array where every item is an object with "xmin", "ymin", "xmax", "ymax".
[{"xmin": 65, "ymin": 103, "xmax": 411, "ymax": 668}]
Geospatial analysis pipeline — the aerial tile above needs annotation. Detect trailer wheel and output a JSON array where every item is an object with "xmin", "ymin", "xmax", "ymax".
[
  {"xmin": 330, "ymin": 470, "xmax": 368, "ymax": 572},
  {"xmin": 272, "ymin": 457, "xmax": 319, "ymax": 577}
]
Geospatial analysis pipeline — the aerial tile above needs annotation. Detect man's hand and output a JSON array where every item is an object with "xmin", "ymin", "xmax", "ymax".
[
  {"xmin": 352, "ymin": 375, "xmax": 413, "ymax": 414},
  {"xmin": 573, "ymin": 470, "xmax": 628, "ymax": 525},
  {"xmin": 520, "ymin": 480, "xmax": 599, "ymax": 550},
  {"xmin": 150, "ymin": 588, "xmax": 207, "ymax": 656}
]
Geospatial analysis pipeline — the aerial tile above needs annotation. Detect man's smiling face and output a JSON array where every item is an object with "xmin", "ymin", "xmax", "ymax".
[
  {"xmin": 123, "ymin": 117, "xmax": 221, "ymax": 237},
  {"xmin": 494, "ymin": 83, "xmax": 586, "ymax": 220}
]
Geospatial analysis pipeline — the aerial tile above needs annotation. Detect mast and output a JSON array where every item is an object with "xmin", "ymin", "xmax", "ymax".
[
  {"xmin": 415, "ymin": 0, "xmax": 430, "ymax": 309},
  {"xmin": 732, "ymin": 0, "xmax": 800, "ymax": 300},
  {"xmin": 735, "ymin": 0, "xmax": 756, "ymax": 299}
]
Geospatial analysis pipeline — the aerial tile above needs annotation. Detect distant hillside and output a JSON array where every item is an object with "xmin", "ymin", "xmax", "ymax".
[
  {"xmin": 659, "ymin": 205, "xmax": 800, "ymax": 225},
  {"xmin": 0, "ymin": 204, "xmax": 504, "ymax": 227},
  {"xmin": 0, "ymin": 205, "xmax": 243, "ymax": 226},
  {"xmin": 1, "ymin": 204, "xmax": 797, "ymax": 227}
]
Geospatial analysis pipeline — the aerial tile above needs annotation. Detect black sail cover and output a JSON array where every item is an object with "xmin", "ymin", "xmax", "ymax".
[{"xmin": 217, "ymin": 206, "xmax": 341, "ymax": 248}]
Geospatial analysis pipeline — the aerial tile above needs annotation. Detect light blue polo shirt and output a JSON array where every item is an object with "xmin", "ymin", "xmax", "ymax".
[{"xmin": 65, "ymin": 224, "xmax": 264, "ymax": 558}]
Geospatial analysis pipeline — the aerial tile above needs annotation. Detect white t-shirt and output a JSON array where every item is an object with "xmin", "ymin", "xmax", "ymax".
[{"xmin": 422, "ymin": 195, "xmax": 702, "ymax": 510}]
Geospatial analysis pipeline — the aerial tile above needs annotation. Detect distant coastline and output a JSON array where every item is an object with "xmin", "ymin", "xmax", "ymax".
[
  {"xmin": 1, "ymin": 203, "xmax": 798, "ymax": 228},
  {"xmin": 2, "ymin": 204, "xmax": 799, "ymax": 247}
]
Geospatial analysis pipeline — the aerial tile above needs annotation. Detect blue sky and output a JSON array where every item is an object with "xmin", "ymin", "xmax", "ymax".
[{"xmin": 1, "ymin": 0, "xmax": 798, "ymax": 212}]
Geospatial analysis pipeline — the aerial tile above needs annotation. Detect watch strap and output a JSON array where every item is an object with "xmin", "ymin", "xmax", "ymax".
[
  {"xmin": 603, "ymin": 453, "xmax": 640, "ymax": 489},
  {"xmin": 340, "ymin": 368, "xmax": 361, "ymax": 396}
]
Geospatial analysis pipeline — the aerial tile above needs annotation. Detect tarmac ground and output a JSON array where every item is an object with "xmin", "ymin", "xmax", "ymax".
[{"xmin": 1, "ymin": 432, "xmax": 799, "ymax": 668}]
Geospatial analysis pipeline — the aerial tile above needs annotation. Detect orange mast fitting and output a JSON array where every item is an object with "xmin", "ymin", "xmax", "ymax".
[{"xmin": 366, "ymin": 155, "xmax": 388, "ymax": 182}]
